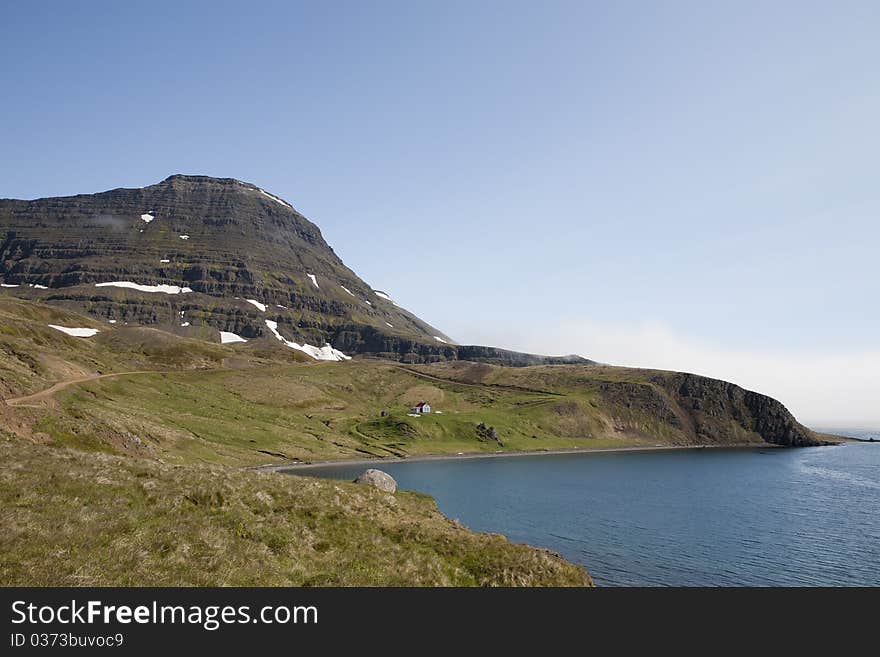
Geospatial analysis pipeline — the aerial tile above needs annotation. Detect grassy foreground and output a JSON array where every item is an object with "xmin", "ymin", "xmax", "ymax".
[{"xmin": 0, "ymin": 438, "xmax": 591, "ymax": 586}]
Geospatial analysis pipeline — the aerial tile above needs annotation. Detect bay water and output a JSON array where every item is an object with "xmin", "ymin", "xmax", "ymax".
[{"xmin": 290, "ymin": 434, "xmax": 879, "ymax": 586}]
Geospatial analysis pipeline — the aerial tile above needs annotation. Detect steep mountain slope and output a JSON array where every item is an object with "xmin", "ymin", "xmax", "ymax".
[{"xmin": 0, "ymin": 175, "xmax": 587, "ymax": 365}]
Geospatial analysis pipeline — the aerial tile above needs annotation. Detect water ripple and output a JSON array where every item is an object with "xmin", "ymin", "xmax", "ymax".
[{"xmin": 297, "ymin": 442, "xmax": 880, "ymax": 586}]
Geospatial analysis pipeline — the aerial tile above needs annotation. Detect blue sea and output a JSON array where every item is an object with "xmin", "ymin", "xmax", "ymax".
[{"xmin": 292, "ymin": 432, "xmax": 880, "ymax": 586}]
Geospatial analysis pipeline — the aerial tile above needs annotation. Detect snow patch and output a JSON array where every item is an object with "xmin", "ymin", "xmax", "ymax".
[
  {"xmin": 259, "ymin": 189, "xmax": 292, "ymax": 208},
  {"xmin": 364, "ymin": 300, "xmax": 372, "ymax": 306},
  {"xmin": 276, "ymin": 304, "xmax": 287, "ymax": 309},
  {"xmin": 246, "ymin": 299, "xmax": 267, "ymax": 312},
  {"xmin": 140, "ymin": 213, "xmax": 154, "ymax": 223},
  {"xmin": 180, "ymin": 322, "xmax": 190, "ymax": 327},
  {"xmin": 48, "ymin": 325, "xmax": 99, "ymax": 338},
  {"xmin": 32, "ymin": 284, "xmax": 49, "ymax": 289},
  {"xmin": 1, "ymin": 284, "xmax": 19, "ymax": 288},
  {"xmin": 108, "ymin": 320, "xmax": 117, "ymax": 324},
  {"xmin": 307, "ymin": 274, "xmax": 319, "ymax": 289},
  {"xmin": 340, "ymin": 285, "xmax": 355, "ymax": 297},
  {"xmin": 374, "ymin": 290, "xmax": 393, "ymax": 301},
  {"xmin": 160, "ymin": 259, "xmax": 170, "ymax": 263},
  {"xmin": 433, "ymin": 336, "xmax": 447, "ymax": 344},
  {"xmin": 385, "ymin": 322, "xmax": 394, "ymax": 328},
  {"xmin": 264, "ymin": 319, "xmax": 351, "ymax": 361},
  {"xmin": 220, "ymin": 331, "xmax": 247, "ymax": 344},
  {"xmin": 179, "ymin": 235, "xmax": 190, "ymax": 240},
  {"xmin": 95, "ymin": 281, "xmax": 193, "ymax": 294}
]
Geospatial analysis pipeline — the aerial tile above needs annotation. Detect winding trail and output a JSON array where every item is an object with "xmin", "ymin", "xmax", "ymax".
[
  {"xmin": 389, "ymin": 365, "xmax": 564, "ymax": 397},
  {"xmin": 6, "ymin": 362, "xmax": 561, "ymax": 409},
  {"xmin": 6, "ymin": 371, "xmax": 164, "ymax": 407}
]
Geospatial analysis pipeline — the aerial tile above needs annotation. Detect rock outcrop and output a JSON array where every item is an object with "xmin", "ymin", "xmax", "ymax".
[
  {"xmin": 591, "ymin": 369, "xmax": 830, "ymax": 446},
  {"xmin": 658, "ymin": 372, "xmax": 826, "ymax": 447},
  {"xmin": 354, "ymin": 469, "xmax": 398, "ymax": 493}
]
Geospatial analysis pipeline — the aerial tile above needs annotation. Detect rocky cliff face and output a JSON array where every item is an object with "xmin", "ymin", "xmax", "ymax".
[
  {"xmin": 592, "ymin": 369, "xmax": 829, "ymax": 446},
  {"xmin": 0, "ymin": 175, "xmax": 586, "ymax": 366},
  {"xmin": 658, "ymin": 372, "xmax": 824, "ymax": 447}
]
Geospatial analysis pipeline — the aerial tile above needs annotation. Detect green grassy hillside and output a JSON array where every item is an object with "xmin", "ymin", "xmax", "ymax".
[
  {"xmin": 0, "ymin": 297, "xmax": 599, "ymax": 587},
  {"xmin": 1, "ymin": 297, "xmax": 835, "ymax": 468}
]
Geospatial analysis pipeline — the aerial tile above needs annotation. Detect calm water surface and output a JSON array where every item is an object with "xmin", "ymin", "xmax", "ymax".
[{"xmin": 291, "ymin": 435, "xmax": 880, "ymax": 586}]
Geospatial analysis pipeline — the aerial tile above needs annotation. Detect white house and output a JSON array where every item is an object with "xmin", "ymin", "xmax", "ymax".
[{"xmin": 411, "ymin": 401, "xmax": 431, "ymax": 414}]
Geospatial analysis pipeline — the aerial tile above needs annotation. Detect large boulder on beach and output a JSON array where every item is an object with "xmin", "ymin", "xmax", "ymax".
[{"xmin": 354, "ymin": 469, "xmax": 397, "ymax": 493}]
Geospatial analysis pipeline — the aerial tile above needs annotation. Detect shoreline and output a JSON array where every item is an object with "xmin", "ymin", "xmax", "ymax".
[{"xmin": 251, "ymin": 442, "xmax": 791, "ymax": 473}]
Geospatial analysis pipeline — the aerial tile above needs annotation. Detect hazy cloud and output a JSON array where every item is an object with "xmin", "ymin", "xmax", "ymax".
[
  {"xmin": 471, "ymin": 320, "xmax": 880, "ymax": 428},
  {"xmin": 89, "ymin": 213, "xmax": 128, "ymax": 230}
]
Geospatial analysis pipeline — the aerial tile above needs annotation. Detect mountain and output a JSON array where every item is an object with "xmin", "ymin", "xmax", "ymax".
[
  {"xmin": 0, "ymin": 174, "xmax": 589, "ymax": 366},
  {"xmin": 0, "ymin": 175, "xmax": 838, "ymax": 453}
]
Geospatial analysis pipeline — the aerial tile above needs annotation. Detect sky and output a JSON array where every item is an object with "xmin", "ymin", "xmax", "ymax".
[{"xmin": 1, "ymin": 1, "xmax": 878, "ymax": 426}]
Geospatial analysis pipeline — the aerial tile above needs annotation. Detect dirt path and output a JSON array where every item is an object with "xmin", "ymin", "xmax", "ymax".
[
  {"xmin": 350, "ymin": 423, "xmax": 405, "ymax": 458},
  {"xmin": 6, "ymin": 371, "xmax": 164, "ymax": 407},
  {"xmin": 390, "ymin": 365, "xmax": 564, "ymax": 397},
  {"xmin": 6, "ymin": 363, "xmax": 557, "ymax": 408}
]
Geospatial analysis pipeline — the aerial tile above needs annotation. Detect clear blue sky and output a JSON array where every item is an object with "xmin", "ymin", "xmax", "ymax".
[{"xmin": 2, "ymin": 1, "xmax": 878, "ymax": 424}]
